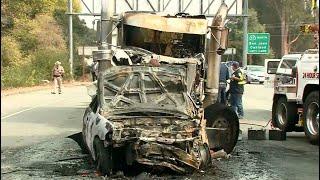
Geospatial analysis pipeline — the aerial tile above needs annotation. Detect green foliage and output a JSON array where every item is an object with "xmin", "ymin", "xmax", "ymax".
[
  {"xmin": 251, "ymin": 0, "xmax": 316, "ymax": 56},
  {"xmin": 1, "ymin": 0, "xmax": 81, "ymax": 20},
  {"xmin": 32, "ymin": 15, "xmax": 67, "ymax": 51},
  {"xmin": 10, "ymin": 18, "xmax": 39, "ymax": 54},
  {"xmin": 1, "ymin": 49, "xmax": 70, "ymax": 88},
  {"xmin": 31, "ymin": 49, "xmax": 70, "ymax": 80},
  {"xmin": 1, "ymin": 0, "xmax": 93, "ymax": 88},
  {"xmin": 1, "ymin": 35, "xmax": 25, "ymax": 67}
]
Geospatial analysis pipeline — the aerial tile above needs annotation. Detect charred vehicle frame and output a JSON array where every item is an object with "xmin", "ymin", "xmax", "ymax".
[{"xmin": 82, "ymin": 2, "xmax": 239, "ymax": 176}]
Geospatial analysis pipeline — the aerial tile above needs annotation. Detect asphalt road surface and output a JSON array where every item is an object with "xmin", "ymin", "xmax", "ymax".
[{"xmin": 1, "ymin": 83, "xmax": 319, "ymax": 179}]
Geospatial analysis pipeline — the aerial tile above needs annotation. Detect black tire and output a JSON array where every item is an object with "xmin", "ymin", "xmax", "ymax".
[
  {"xmin": 205, "ymin": 103, "xmax": 239, "ymax": 154},
  {"xmin": 259, "ymin": 82, "xmax": 264, "ymax": 84},
  {"xmin": 273, "ymin": 97, "xmax": 298, "ymax": 132},
  {"xmin": 303, "ymin": 91, "xmax": 319, "ymax": 145},
  {"xmin": 93, "ymin": 137, "xmax": 113, "ymax": 176}
]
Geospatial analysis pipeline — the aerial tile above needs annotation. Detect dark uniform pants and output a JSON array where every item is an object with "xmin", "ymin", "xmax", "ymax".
[
  {"xmin": 230, "ymin": 93, "xmax": 244, "ymax": 117},
  {"xmin": 218, "ymin": 82, "xmax": 227, "ymax": 105}
]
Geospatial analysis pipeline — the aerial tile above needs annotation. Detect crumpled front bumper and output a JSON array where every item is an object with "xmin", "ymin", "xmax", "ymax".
[{"xmin": 133, "ymin": 141, "xmax": 201, "ymax": 173}]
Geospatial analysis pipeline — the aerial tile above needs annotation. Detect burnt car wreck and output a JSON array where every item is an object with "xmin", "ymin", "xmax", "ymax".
[{"xmin": 83, "ymin": 3, "xmax": 239, "ymax": 176}]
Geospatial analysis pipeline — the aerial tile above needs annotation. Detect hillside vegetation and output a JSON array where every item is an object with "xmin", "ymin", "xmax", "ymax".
[{"xmin": 1, "ymin": 0, "xmax": 96, "ymax": 88}]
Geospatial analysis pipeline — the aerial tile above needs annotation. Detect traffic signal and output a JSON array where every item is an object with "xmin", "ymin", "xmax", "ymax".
[
  {"xmin": 312, "ymin": 0, "xmax": 317, "ymax": 10},
  {"xmin": 300, "ymin": 24, "xmax": 319, "ymax": 33},
  {"xmin": 300, "ymin": 24, "xmax": 312, "ymax": 33}
]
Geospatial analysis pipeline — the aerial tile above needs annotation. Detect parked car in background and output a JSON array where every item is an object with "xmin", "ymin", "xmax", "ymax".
[{"xmin": 243, "ymin": 65, "xmax": 265, "ymax": 84}]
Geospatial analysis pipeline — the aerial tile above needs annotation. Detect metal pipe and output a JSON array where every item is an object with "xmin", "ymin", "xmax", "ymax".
[
  {"xmin": 203, "ymin": 3, "xmax": 228, "ymax": 107},
  {"xmin": 68, "ymin": 0, "xmax": 73, "ymax": 77},
  {"xmin": 203, "ymin": 0, "xmax": 215, "ymax": 14},
  {"xmin": 146, "ymin": 0, "xmax": 156, "ymax": 12},
  {"xmin": 242, "ymin": 0, "xmax": 248, "ymax": 67},
  {"xmin": 136, "ymin": 0, "xmax": 139, "ymax": 10},
  {"xmin": 124, "ymin": 0, "xmax": 134, "ymax": 10},
  {"xmin": 98, "ymin": 0, "xmax": 114, "ymax": 108},
  {"xmin": 100, "ymin": 0, "xmax": 114, "ymax": 49},
  {"xmin": 158, "ymin": 0, "xmax": 161, "ymax": 11},
  {"xmin": 92, "ymin": 0, "xmax": 95, "ymax": 14}
]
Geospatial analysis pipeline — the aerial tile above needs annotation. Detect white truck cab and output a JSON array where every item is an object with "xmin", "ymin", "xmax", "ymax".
[
  {"xmin": 270, "ymin": 49, "xmax": 319, "ymax": 144},
  {"xmin": 264, "ymin": 59, "xmax": 281, "ymax": 88}
]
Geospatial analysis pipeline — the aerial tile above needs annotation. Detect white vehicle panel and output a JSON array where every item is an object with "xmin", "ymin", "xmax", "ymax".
[
  {"xmin": 296, "ymin": 52, "xmax": 319, "ymax": 102},
  {"xmin": 264, "ymin": 59, "xmax": 280, "ymax": 88}
]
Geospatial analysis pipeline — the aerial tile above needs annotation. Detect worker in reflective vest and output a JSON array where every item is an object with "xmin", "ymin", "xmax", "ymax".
[{"xmin": 229, "ymin": 61, "xmax": 245, "ymax": 119}]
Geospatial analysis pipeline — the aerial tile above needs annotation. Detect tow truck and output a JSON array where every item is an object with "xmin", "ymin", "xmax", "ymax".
[{"xmin": 270, "ymin": 24, "xmax": 319, "ymax": 144}]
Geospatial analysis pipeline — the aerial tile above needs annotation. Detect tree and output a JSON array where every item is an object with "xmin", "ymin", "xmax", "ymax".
[
  {"xmin": 1, "ymin": 0, "xmax": 95, "ymax": 88},
  {"xmin": 266, "ymin": 0, "xmax": 314, "ymax": 55}
]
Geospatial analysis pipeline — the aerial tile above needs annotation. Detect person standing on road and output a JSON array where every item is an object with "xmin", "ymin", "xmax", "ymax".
[
  {"xmin": 51, "ymin": 61, "xmax": 65, "ymax": 94},
  {"xmin": 218, "ymin": 62, "xmax": 230, "ymax": 105},
  {"xmin": 90, "ymin": 61, "xmax": 98, "ymax": 81},
  {"xmin": 229, "ymin": 61, "xmax": 245, "ymax": 119}
]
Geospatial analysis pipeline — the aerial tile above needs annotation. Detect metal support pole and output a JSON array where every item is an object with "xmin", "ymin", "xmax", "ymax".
[
  {"xmin": 100, "ymin": 0, "xmax": 114, "ymax": 49},
  {"xmin": 242, "ymin": 0, "xmax": 248, "ymax": 67},
  {"xmin": 135, "ymin": 0, "xmax": 139, "ymax": 10},
  {"xmin": 158, "ymin": 0, "xmax": 161, "ymax": 11},
  {"xmin": 92, "ymin": 0, "xmax": 95, "ymax": 14},
  {"xmin": 203, "ymin": 3, "xmax": 228, "ymax": 107},
  {"xmin": 68, "ymin": 0, "xmax": 73, "ymax": 78},
  {"xmin": 97, "ymin": 0, "xmax": 114, "ymax": 107}
]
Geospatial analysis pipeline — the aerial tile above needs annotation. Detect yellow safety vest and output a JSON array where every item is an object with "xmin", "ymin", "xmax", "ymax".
[{"xmin": 238, "ymin": 69, "xmax": 246, "ymax": 85}]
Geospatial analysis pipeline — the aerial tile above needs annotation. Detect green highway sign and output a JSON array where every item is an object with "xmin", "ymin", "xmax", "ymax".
[{"xmin": 247, "ymin": 33, "xmax": 270, "ymax": 54}]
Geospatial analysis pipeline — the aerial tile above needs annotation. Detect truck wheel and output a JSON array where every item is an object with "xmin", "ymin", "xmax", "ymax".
[
  {"xmin": 94, "ymin": 137, "xmax": 113, "ymax": 175},
  {"xmin": 199, "ymin": 143, "xmax": 211, "ymax": 169},
  {"xmin": 303, "ymin": 91, "xmax": 319, "ymax": 145},
  {"xmin": 205, "ymin": 103, "xmax": 239, "ymax": 154},
  {"xmin": 274, "ymin": 97, "xmax": 297, "ymax": 131}
]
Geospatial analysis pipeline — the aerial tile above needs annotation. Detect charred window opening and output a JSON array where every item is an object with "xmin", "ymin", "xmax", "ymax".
[
  {"xmin": 102, "ymin": 69, "xmax": 188, "ymax": 110},
  {"xmin": 128, "ymin": 74, "xmax": 140, "ymax": 89},
  {"xmin": 157, "ymin": 74, "xmax": 184, "ymax": 93},
  {"xmin": 123, "ymin": 25, "xmax": 205, "ymax": 58},
  {"xmin": 108, "ymin": 74, "xmax": 129, "ymax": 88},
  {"xmin": 144, "ymin": 75, "xmax": 158, "ymax": 89}
]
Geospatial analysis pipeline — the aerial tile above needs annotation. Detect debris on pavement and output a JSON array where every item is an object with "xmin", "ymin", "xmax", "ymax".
[{"xmin": 210, "ymin": 149, "xmax": 231, "ymax": 160}]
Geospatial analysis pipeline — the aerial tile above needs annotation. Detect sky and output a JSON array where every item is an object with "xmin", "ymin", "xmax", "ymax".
[{"xmin": 79, "ymin": 0, "xmax": 243, "ymax": 29}]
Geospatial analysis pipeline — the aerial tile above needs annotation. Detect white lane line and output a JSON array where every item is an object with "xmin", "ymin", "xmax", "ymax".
[{"xmin": 1, "ymin": 98, "xmax": 68, "ymax": 120}]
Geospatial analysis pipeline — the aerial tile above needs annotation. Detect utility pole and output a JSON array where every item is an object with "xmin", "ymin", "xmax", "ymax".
[
  {"xmin": 68, "ymin": 0, "xmax": 73, "ymax": 78},
  {"xmin": 242, "ymin": 0, "xmax": 248, "ymax": 67}
]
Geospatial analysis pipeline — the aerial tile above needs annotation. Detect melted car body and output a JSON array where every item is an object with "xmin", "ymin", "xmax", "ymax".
[{"xmin": 83, "ymin": 9, "xmax": 238, "ymax": 175}]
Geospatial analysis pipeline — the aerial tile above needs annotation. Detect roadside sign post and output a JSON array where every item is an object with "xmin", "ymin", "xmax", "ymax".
[{"xmin": 247, "ymin": 33, "xmax": 270, "ymax": 54}]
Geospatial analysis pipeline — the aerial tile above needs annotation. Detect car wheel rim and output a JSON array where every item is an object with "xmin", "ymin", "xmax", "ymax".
[
  {"xmin": 277, "ymin": 103, "xmax": 287, "ymax": 125},
  {"xmin": 306, "ymin": 102, "xmax": 319, "ymax": 136},
  {"xmin": 212, "ymin": 117, "xmax": 230, "ymax": 143}
]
